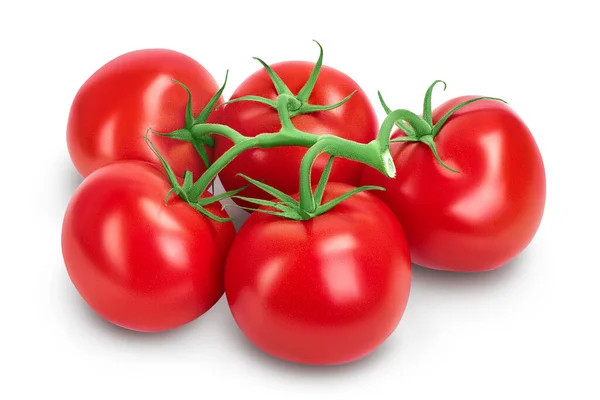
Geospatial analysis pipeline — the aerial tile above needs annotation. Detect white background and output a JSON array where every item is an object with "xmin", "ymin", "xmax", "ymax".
[{"xmin": 1, "ymin": 1, "xmax": 598, "ymax": 399}]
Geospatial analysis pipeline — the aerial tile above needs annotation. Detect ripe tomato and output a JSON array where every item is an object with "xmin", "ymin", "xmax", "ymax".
[
  {"xmin": 224, "ymin": 183, "xmax": 412, "ymax": 365},
  {"xmin": 61, "ymin": 160, "xmax": 235, "ymax": 332},
  {"xmin": 67, "ymin": 48, "xmax": 222, "ymax": 179},
  {"xmin": 212, "ymin": 61, "xmax": 378, "ymax": 207},
  {"xmin": 361, "ymin": 96, "xmax": 546, "ymax": 272}
]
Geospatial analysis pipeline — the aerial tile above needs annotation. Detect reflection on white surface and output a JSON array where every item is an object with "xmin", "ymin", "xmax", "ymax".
[
  {"xmin": 212, "ymin": 178, "xmax": 250, "ymax": 231},
  {"xmin": 319, "ymin": 233, "xmax": 361, "ymax": 302},
  {"xmin": 451, "ymin": 133, "xmax": 506, "ymax": 223}
]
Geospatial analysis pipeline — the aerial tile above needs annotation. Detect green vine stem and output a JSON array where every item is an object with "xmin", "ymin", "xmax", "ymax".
[
  {"xmin": 297, "ymin": 137, "xmax": 391, "ymax": 212},
  {"xmin": 184, "ymin": 93, "xmax": 395, "ymax": 204}
]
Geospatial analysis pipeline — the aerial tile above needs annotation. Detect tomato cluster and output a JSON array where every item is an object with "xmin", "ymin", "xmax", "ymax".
[{"xmin": 62, "ymin": 42, "xmax": 546, "ymax": 366}]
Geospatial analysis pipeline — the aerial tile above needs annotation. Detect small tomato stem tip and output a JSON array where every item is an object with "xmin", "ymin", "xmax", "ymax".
[{"xmin": 382, "ymin": 150, "xmax": 396, "ymax": 178}]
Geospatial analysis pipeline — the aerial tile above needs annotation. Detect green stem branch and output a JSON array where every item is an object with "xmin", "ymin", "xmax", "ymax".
[
  {"xmin": 298, "ymin": 138, "xmax": 389, "ymax": 212},
  {"xmin": 187, "ymin": 137, "xmax": 259, "ymax": 201},
  {"xmin": 191, "ymin": 123, "xmax": 247, "ymax": 145}
]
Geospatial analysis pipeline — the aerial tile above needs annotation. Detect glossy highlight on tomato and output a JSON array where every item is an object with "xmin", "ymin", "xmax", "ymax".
[
  {"xmin": 61, "ymin": 161, "xmax": 235, "ymax": 332},
  {"xmin": 361, "ymin": 96, "xmax": 546, "ymax": 272},
  {"xmin": 67, "ymin": 48, "xmax": 222, "ymax": 178},
  {"xmin": 224, "ymin": 183, "xmax": 412, "ymax": 365}
]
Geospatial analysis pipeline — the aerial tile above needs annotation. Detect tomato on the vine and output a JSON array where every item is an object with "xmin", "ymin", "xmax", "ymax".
[
  {"xmin": 61, "ymin": 160, "xmax": 235, "ymax": 332},
  {"xmin": 213, "ymin": 44, "xmax": 379, "ymax": 208},
  {"xmin": 224, "ymin": 183, "xmax": 412, "ymax": 365},
  {"xmin": 361, "ymin": 85, "xmax": 546, "ymax": 272},
  {"xmin": 67, "ymin": 48, "xmax": 223, "ymax": 179}
]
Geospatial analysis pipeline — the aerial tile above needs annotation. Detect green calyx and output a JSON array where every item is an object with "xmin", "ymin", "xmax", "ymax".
[
  {"xmin": 379, "ymin": 80, "xmax": 507, "ymax": 173},
  {"xmin": 221, "ymin": 40, "xmax": 356, "ymax": 118},
  {"xmin": 226, "ymin": 156, "xmax": 385, "ymax": 221},
  {"xmin": 143, "ymin": 131, "xmax": 245, "ymax": 222},
  {"xmin": 152, "ymin": 70, "xmax": 230, "ymax": 168}
]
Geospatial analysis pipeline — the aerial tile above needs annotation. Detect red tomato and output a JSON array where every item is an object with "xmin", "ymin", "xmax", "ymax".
[
  {"xmin": 61, "ymin": 161, "xmax": 235, "ymax": 332},
  {"xmin": 67, "ymin": 49, "xmax": 222, "ymax": 179},
  {"xmin": 224, "ymin": 183, "xmax": 412, "ymax": 365},
  {"xmin": 213, "ymin": 62, "xmax": 378, "ymax": 207},
  {"xmin": 361, "ymin": 97, "xmax": 546, "ymax": 272}
]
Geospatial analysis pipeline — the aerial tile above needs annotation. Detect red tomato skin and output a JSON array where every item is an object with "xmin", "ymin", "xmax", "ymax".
[
  {"xmin": 361, "ymin": 97, "xmax": 546, "ymax": 272},
  {"xmin": 224, "ymin": 183, "xmax": 412, "ymax": 365},
  {"xmin": 61, "ymin": 161, "xmax": 235, "ymax": 332},
  {"xmin": 67, "ymin": 49, "xmax": 222, "ymax": 179},
  {"xmin": 212, "ymin": 61, "xmax": 379, "ymax": 208}
]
